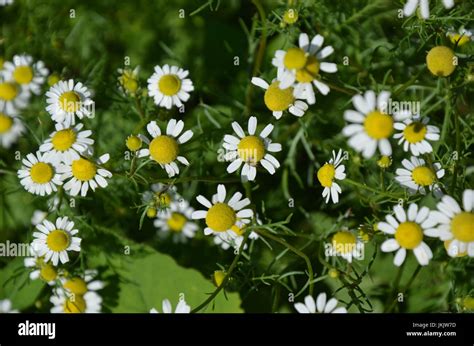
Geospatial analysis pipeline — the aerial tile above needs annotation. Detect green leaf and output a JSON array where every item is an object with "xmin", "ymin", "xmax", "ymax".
[
  {"xmin": 112, "ymin": 250, "xmax": 242, "ymax": 313},
  {"xmin": 0, "ymin": 258, "xmax": 44, "ymax": 311}
]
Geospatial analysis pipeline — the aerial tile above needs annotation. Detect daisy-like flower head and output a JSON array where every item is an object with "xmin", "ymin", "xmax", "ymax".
[
  {"xmin": 31, "ymin": 216, "xmax": 81, "ymax": 266},
  {"xmin": 147, "ymin": 64, "xmax": 194, "ymax": 109},
  {"xmin": 143, "ymin": 183, "xmax": 179, "ymax": 210},
  {"xmin": 447, "ymin": 27, "xmax": 473, "ymax": 47},
  {"xmin": 403, "ymin": 0, "xmax": 454, "ymax": 19},
  {"xmin": 150, "ymin": 298, "xmax": 191, "ymax": 313},
  {"xmin": 60, "ymin": 269, "xmax": 105, "ymax": 297},
  {"xmin": 272, "ymin": 33, "xmax": 337, "ymax": 104},
  {"xmin": 251, "ymin": 69, "xmax": 308, "ymax": 119},
  {"xmin": 58, "ymin": 154, "xmax": 112, "ymax": 197},
  {"xmin": 154, "ymin": 198, "xmax": 198, "ymax": 243},
  {"xmin": 24, "ymin": 246, "xmax": 60, "ymax": 286},
  {"xmin": 39, "ymin": 123, "xmax": 94, "ymax": 165},
  {"xmin": 192, "ymin": 184, "xmax": 254, "ymax": 236},
  {"xmin": 117, "ymin": 66, "xmax": 139, "ymax": 95},
  {"xmin": 0, "ymin": 75, "xmax": 30, "ymax": 114},
  {"xmin": 426, "ymin": 189, "xmax": 474, "ymax": 257},
  {"xmin": 46, "ymin": 79, "xmax": 94, "ymax": 126},
  {"xmin": 50, "ymin": 289, "xmax": 102, "ymax": 313},
  {"xmin": 17, "ymin": 151, "xmax": 62, "ymax": 196},
  {"xmin": 426, "ymin": 46, "xmax": 456, "ymax": 77},
  {"xmin": 394, "ymin": 116, "xmax": 440, "ymax": 156},
  {"xmin": 316, "ymin": 149, "xmax": 346, "ymax": 204},
  {"xmin": 343, "ymin": 90, "xmax": 403, "ymax": 158},
  {"xmin": 395, "ymin": 156, "xmax": 444, "ymax": 195},
  {"xmin": 138, "ymin": 119, "xmax": 193, "ymax": 177},
  {"xmin": 330, "ymin": 230, "xmax": 363, "ymax": 263},
  {"xmin": 294, "ymin": 293, "xmax": 347, "ymax": 314},
  {"xmin": 223, "ymin": 116, "xmax": 281, "ymax": 181},
  {"xmin": 2, "ymin": 54, "xmax": 48, "ymax": 95},
  {"xmin": 0, "ymin": 299, "xmax": 18, "ymax": 313},
  {"xmin": 0, "ymin": 112, "xmax": 24, "ymax": 148},
  {"xmin": 378, "ymin": 203, "xmax": 434, "ymax": 266}
]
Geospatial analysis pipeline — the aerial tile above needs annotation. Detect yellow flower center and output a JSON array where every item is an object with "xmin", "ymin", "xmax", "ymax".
[
  {"xmin": 403, "ymin": 122, "xmax": 427, "ymax": 144},
  {"xmin": 237, "ymin": 135, "xmax": 265, "ymax": 164},
  {"xmin": 71, "ymin": 158, "xmax": 97, "ymax": 181},
  {"xmin": 213, "ymin": 270, "xmax": 226, "ymax": 287},
  {"xmin": 63, "ymin": 277, "xmax": 88, "ymax": 295},
  {"xmin": 13, "ymin": 66, "xmax": 34, "ymax": 84},
  {"xmin": 167, "ymin": 212, "xmax": 187, "ymax": 232},
  {"xmin": 205, "ymin": 203, "xmax": 236, "ymax": 232},
  {"xmin": 463, "ymin": 297, "xmax": 474, "ymax": 310},
  {"xmin": 317, "ymin": 163, "xmax": 335, "ymax": 188},
  {"xmin": 449, "ymin": 33, "xmax": 471, "ymax": 47},
  {"xmin": 364, "ymin": 111, "xmax": 394, "ymax": 139},
  {"xmin": 52, "ymin": 129, "xmax": 76, "ymax": 151},
  {"xmin": 377, "ymin": 155, "xmax": 392, "ymax": 168},
  {"xmin": 158, "ymin": 74, "xmax": 181, "ymax": 96},
  {"xmin": 30, "ymin": 162, "xmax": 54, "ymax": 184},
  {"xmin": 119, "ymin": 71, "xmax": 138, "ymax": 94},
  {"xmin": 46, "ymin": 229, "xmax": 70, "ymax": 252},
  {"xmin": 64, "ymin": 295, "xmax": 86, "ymax": 313},
  {"xmin": 146, "ymin": 207, "xmax": 157, "ymax": 218},
  {"xmin": 149, "ymin": 135, "xmax": 179, "ymax": 164},
  {"xmin": 296, "ymin": 56, "xmax": 320, "ymax": 83},
  {"xmin": 283, "ymin": 8, "xmax": 298, "ymax": 24},
  {"xmin": 48, "ymin": 74, "xmax": 60, "ymax": 87},
  {"xmin": 0, "ymin": 82, "xmax": 18, "ymax": 101},
  {"xmin": 39, "ymin": 264, "xmax": 58, "ymax": 282},
  {"xmin": 443, "ymin": 239, "xmax": 467, "ymax": 257},
  {"xmin": 426, "ymin": 46, "xmax": 456, "ymax": 77},
  {"xmin": 332, "ymin": 231, "xmax": 357, "ymax": 254},
  {"xmin": 0, "ymin": 113, "xmax": 13, "ymax": 133},
  {"xmin": 126, "ymin": 135, "xmax": 142, "ymax": 151},
  {"xmin": 264, "ymin": 82, "xmax": 295, "ymax": 111},
  {"xmin": 59, "ymin": 91, "xmax": 81, "ymax": 113},
  {"xmin": 283, "ymin": 47, "xmax": 307, "ymax": 70},
  {"xmin": 411, "ymin": 166, "xmax": 436, "ymax": 186},
  {"xmin": 154, "ymin": 192, "xmax": 171, "ymax": 208},
  {"xmin": 395, "ymin": 222, "xmax": 423, "ymax": 249},
  {"xmin": 451, "ymin": 212, "xmax": 474, "ymax": 243}
]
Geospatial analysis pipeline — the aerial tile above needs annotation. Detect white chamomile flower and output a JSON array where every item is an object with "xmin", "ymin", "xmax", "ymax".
[
  {"xmin": 0, "ymin": 75, "xmax": 30, "ymax": 114},
  {"xmin": 39, "ymin": 122, "xmax": 94, "ymax": 165},
  {"xmin": 46, "ymin": 79, "xmax": 94, "ymax": 126},
  {"xmin": 138, "ymin": 119, "xmax": 193, "ymax": 177},
  {"xmin": 272, "ymin": 33, "xmax": 337, "ymax": 104},
  {"xmin": 447, "ymin": 27, "xmax": 473, "ymax": 46},
  {"xmin": 117, "ymin": 66, "xmax": 140, "ymax": 95},
  {"xmin": 295, "ymin": 293, "xmax": 347, "ymax": 314},
  {"xmin": 317, "ymin": 149, "xmax": 346, "ymax": 204},
  {"xmin": 150, "ymin": 298, "xmax": 191, "ymax": 313},
  {"xmin": 0, "ymin": 112, "xmax": 24, "ymax": 148},
  {"xmin": 0, "ymin": 299, "xmax": 18, "ymax": 313},
  {"xmin": 2, "ymin": 54, "xmax": 48, "ymax": 95},
  {"xmin": 154, "ymin": 198, "xmax": 198, "ymax": 243},
  {"xmin": 223, "ymin": 116, "xmax": 281, "ymax": 181},
  {"xmin": 17, "ymin": 151, "xmax": 62, "ymax": 196},
  {"xmin": 147, "ymin": 64, "xmax": 194, "ymax": 109},
  {"xmin": 31, "ymin": 216, "xmax": 81, "ymax": 266},
  {"xmin": 343, "ymin": 90, "xmax": 403, "ymax": 158},
  {"xmin": 58, "ymin": 154, "xmax": 112, "ymax": 197},
  {"xmin": 426, "ymin": 189, "xmax": 474, "ymax": 257},
  {"xmin": 251, "ymin": 69, "xmax": 308, "ymax": 119},
  {"xmin": 60, "ymin": 269, "xmax": 105, "ymax": 297},
  {"xmin": 213, "ymin": 222, "xmax": 259, "ymax": 251},
  {"xmin": 395, "ymin": 156, "xmax": 444, "ymax": 195},
  {"xmin": 192, "ymin": 184, "xmax": 254, "ymax": 237},
  {"xmin": 24, "ymin": 246, "xmax": 59, "ymax": 286},
  {"xmin": 403, "ymin": 0, "xmax": 454, "ymax": 19},
  {"xmin": 378, "ymin": 203, "xmax": 434, "ymax": 266},
  {"xmin": 394, "ymin": 116, "xmax": 440, "ymax": 156},
  {"xmin": 50, "ymin": 289, "xmax": 102, "ymax": 313},
  {"xmin": 330, "ymin": 230, "xmax": 363, "ymax": 263}
]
